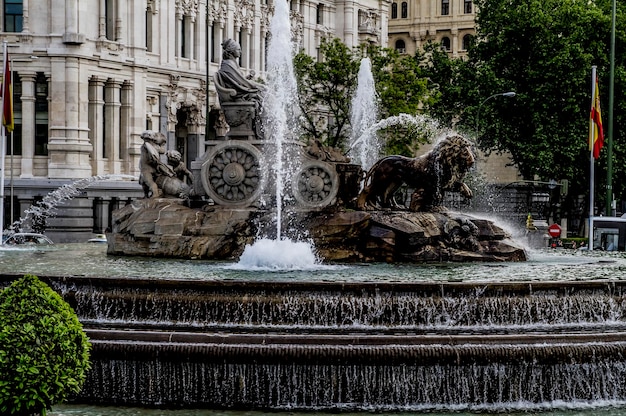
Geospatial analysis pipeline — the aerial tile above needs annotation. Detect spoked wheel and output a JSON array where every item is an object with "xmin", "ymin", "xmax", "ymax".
[
  {"xmin": 201, "ymin": 141, "xmax": 264, "ymax": 207},
  {"xmin": 292, "ymin": 160, "xmax": 338, "ymax": 208}
]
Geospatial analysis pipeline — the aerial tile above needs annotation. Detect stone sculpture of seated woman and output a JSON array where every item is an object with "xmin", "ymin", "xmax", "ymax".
[{"xmin": 214, "ymin": 39, "xmax": 266, "ymax": 139}]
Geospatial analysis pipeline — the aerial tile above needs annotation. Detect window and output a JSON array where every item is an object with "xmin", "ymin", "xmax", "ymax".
[
  {"xmin": 462, "ymin": 34, "xmax": 472, "ymax": 50},
  {"xmin": 105, "ymin": 0, "xmax": 116, "ymax": 40},
  {"xmin": 4, "ymin": 0, "xmax": 22, "ymax": 32},
  {"xmin": 34, "ymin": 73, "xmax": 48, "ymax": 156},
  {"xmin": 180, "ymin": 17, "xmax": 187, "ymax": 58},
  {"xmin": 316, "ymin": 4, "xmax": 323, "ymax": 24},
  {"xmin": 146, "ymin": 8, "xmax": 153, "ymax": 52},
  {"xmin": 441, "ymin": 37, "xmax": 451, "ymax": 51},
  {"xmin": 391, "ymin": 3, "xmax": 398, "ymax": 19},
  {"xmin": 401, "ymin": 2, "xmax": 408, "ymax": 18},
  {"xmin": 395, "ymin": 39, "xmax": 406, "ymax": 54},
  {"xmin": 464, "ymin": 0, "xmax": 472, "ymax": 14},
  {"xmin": 441, "ymin": 0, "xmax": 449, "ymax": 16}
]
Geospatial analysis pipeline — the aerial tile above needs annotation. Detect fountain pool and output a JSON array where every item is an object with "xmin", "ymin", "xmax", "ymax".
[
  {"xmin": 4, "ymin": 244, "xmax": 626, "ymax": 414},
  {"xmin": 1, "ymin": 243, "xmax": 623, "ymax": 283}
]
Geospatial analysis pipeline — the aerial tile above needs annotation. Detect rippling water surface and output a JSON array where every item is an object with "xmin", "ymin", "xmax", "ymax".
[{"xmin": 0, "ymin": 243, "xmax": 625, "ymax": 283}]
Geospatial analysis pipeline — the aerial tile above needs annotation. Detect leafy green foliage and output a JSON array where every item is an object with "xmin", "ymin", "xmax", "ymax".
[
  {"xmin": 419, "ymin": 0, "xmax": 626, "ymax": 215},
  {"xmin": 0, "ymin": 275, "xmax": 91, "ymax": 415},
  {"xmin": 294, "ymin": 38, "xmax": 360, "ymax": 149},
  {"xmin": 293, "ymin": 38, "xmax": 435, "ymax": 155}
]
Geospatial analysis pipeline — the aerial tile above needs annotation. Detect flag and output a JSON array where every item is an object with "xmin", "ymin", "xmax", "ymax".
[{"xmin": 590, "ymin": 75, "xmax": 603, "ymax": 159}]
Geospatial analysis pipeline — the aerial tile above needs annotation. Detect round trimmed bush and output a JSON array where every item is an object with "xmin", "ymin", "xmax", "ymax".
[{"xmin": 0, "ymin": 274, "xmax": 91, "ymax": 415}]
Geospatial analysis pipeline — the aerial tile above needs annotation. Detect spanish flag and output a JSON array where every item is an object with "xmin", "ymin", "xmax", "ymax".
[{"xmin": 590, "ymin": 75, "xmax": 603, "ymax": 159}]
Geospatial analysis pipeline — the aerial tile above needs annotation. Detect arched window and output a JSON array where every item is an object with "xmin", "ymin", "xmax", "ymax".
[
  {"xmin": 395, "ymin": 39, "xmax": 406, "ymax": 54},
  {"xmin": 391, "ymin": 3, "xmax": 398, "ymax": 19},
  {"xmin": 462, "ymin": 34, "xmax": 472, "ymax": 50},
  {"xmin": 441, "ymin": 37, "xmax": 451, "ymax": 51},
  {"xmin": 401, "ymin": 2, "xmax": 408, "ymax": 18}
]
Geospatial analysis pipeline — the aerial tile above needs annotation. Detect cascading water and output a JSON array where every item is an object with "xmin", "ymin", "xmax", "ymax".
[
  {"xmin": 15, "ymin": 272, "xmax": 626, "ymax": 412},
  {"xmin": 9, "ymin": 174, "xmax": 137, "ymax": 234},
  {"xmin": 349, "ymin": 57, "xmax": 380, "ymax": 172},
  {"xmin": 237, "ymin": 0, "xmax": 319, "ymax": 268}
]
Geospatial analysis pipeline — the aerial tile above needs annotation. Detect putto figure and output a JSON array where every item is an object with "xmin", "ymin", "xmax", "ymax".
[
  {"xmin": 138, "ymin": 130, "xmax": 194, "ymax": 200},
  {"xmin": 357, "ymin": 135, "xmax": 475, "ymax": 212}
]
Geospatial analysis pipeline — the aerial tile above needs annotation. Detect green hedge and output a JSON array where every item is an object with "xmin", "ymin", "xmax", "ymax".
[{"xmin": 0, "ymin": 275, "xmax": 91, "ymax": 416}]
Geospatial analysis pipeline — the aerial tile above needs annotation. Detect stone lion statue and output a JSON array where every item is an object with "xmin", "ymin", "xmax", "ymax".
[{"xmin": 357, "ymin": 134, "xmax": 475, "ymax": 211}]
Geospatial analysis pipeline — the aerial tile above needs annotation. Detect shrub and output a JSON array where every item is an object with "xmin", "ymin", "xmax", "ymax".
[{"xmin": 0, "ymin": 274, "xmax": 91, "ymax": 415}]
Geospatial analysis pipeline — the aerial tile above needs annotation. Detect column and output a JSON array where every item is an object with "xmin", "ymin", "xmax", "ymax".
[
  {"xmin": 120, "ymin": 80, "xmax": 132, "ymax": 173},
  {"xmin": 88, "ymin": 76, "xmax": 106, "ymax": 174},
  {"xmin": 243, "ymin": 30, "xmax": 251, "ymax": 69},
  {"xmin": 47, "ymin": 57, "xmax": 92, "ymax": 178},
  {"xmin": 19, "ymin": 72, "xmax": 36, "ymax": 178},
  {"xmin": 215, "ymin": 24, "xmax": 224, "ymax": 56},
  {"xmin": 22, "ymin": 0, "xmax": 30, "ymax": 33},
  {"xmin": 104, "ymin": 78, "xmax": 121, "ymax": 173},
  {"xmin": 176, "ymin": 11, "xmax": 183, "ymax": 57},
  {"xmin": 63, "ymin": 0, "xmax": 85, "ymax": 44},
  {"xmin": 99, "ymin": 0, "xmax": 106, "ymax": 39}
]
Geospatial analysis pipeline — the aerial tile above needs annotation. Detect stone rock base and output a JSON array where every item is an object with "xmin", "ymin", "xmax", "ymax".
[{"xmin": 108, "ymin": 199, "xmax": 526, "ymax": 262}]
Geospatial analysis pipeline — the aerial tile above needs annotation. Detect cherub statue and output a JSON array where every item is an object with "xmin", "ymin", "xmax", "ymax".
[
  {"xmin": 139, "ymin": 130, "xmax": 170, "ymax": 198},
  {"xmin": 166, "ymin": 150, "xmax": 193, "ymax": 184}
]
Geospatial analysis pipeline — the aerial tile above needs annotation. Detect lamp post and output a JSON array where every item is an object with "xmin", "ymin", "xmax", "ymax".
[{"xmin": 475, "ymin": 91, "xmax": 516, "ymax": 139}]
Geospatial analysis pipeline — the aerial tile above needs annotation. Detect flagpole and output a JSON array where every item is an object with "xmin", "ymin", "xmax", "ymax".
[
  {"xmin": 605, "ymin": 0, "xmax": 616, "ymax": 216},
  {"xmin": 0, "ymin": 41, "xmax": 6, "ymax": 243},
  {"xmin": 588, "ymin": 66, "xmax": 597, "ymax": 251}
]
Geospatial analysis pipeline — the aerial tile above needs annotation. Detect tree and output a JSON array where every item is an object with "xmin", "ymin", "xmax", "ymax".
[
  {"xmin": 0, "ymin": 275, "xmax": 91, "ymax": 415},
  {"xmin": 470, "ymin": 0, "xmax": 610, "ymax": 183},
  {"xmin": 294, "ymin": 39, "xmax": 436, "ymax": 155},
  {"xmin": 293, "ymin": 38, "xmax": 360, "ymax": 149}
]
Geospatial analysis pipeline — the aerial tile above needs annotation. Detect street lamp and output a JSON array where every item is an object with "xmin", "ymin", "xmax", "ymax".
[{"xmin": 475, "ymin": 91, "xmax": 516, "ymax": 139}]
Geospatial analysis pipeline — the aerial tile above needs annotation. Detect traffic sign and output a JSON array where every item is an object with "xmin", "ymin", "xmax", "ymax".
[{"xmin": 548, "ymin": 223, "xmax": 562, "ymax": 238}]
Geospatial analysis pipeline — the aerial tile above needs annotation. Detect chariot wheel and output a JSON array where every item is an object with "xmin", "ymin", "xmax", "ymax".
[
  {"xmin": 201, "ymin": 141, "xmax": 264, "ymax": 207},
  {"xmin": 292, "ymin": 160, "xmax": 339, "ymax": 208}
]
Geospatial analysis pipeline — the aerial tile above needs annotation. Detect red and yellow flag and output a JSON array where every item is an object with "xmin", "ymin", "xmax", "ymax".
[{"xmin": 590, "ymin": 75, "xmax": 603, "ymax": 159}]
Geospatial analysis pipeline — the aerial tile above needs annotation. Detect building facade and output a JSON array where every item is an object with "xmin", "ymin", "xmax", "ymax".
[{"xmin": 387, "ymin": 0, "xmax": 476, "ymax": 57}]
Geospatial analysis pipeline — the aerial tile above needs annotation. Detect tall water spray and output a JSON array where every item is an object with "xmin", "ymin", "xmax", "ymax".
[
  {"xmin": 237, "ymin": 0, "xmax": 320, "ymax": 268},
  {"xmin": 263, "ymin": 0, "xmax": 301, "ymax": 239},
  {"xmin": 349, "ymin": 57, "xmax": 380, "ymax": 172}
]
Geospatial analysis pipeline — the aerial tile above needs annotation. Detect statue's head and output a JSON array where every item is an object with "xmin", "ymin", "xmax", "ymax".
[
  {"xmin": 222, "ymin": 39, "xmax": 241, "ymax": 60},
  {"xmin": 434, "ymin": 135, "xmax": 476, "ymax": 176},
  {"xmin": 141, "ymin": 130, "xmax": 156, "ymax": 142},
  {"xmin": 166, "ymin": 150, "xmax": 182, "ymax": 164}
]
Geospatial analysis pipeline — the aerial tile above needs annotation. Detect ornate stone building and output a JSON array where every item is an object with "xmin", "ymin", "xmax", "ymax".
[
  {"xmin": 387, "ymin": 0, "xmax": 476, "ymax": 57},
  {"xmin": 1, "ymin": 0, "xmax": 389, "ymax": 241}
]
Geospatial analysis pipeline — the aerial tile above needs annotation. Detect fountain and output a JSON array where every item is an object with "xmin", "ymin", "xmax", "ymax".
[
  {"xmin": 108, "ymin": 7, "xmax": 523, "ymax": 263},
  {"xmin": 7, "ymin": 1, "xmax": 625, "ymax": 414},
  {"xmin": 349, "ymin": 57, "xmax": 380, "ymax": 171}
]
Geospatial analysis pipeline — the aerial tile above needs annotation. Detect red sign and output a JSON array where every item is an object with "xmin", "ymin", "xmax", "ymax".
[{"xmin": 548, "ymin": 223, "xmax": 562, "ymax": 238}]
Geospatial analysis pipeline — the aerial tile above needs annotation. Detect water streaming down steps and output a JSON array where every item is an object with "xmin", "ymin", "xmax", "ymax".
[{"xmin": 3, "ymin": 274, "xmax": 626, "ymax": 411}]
